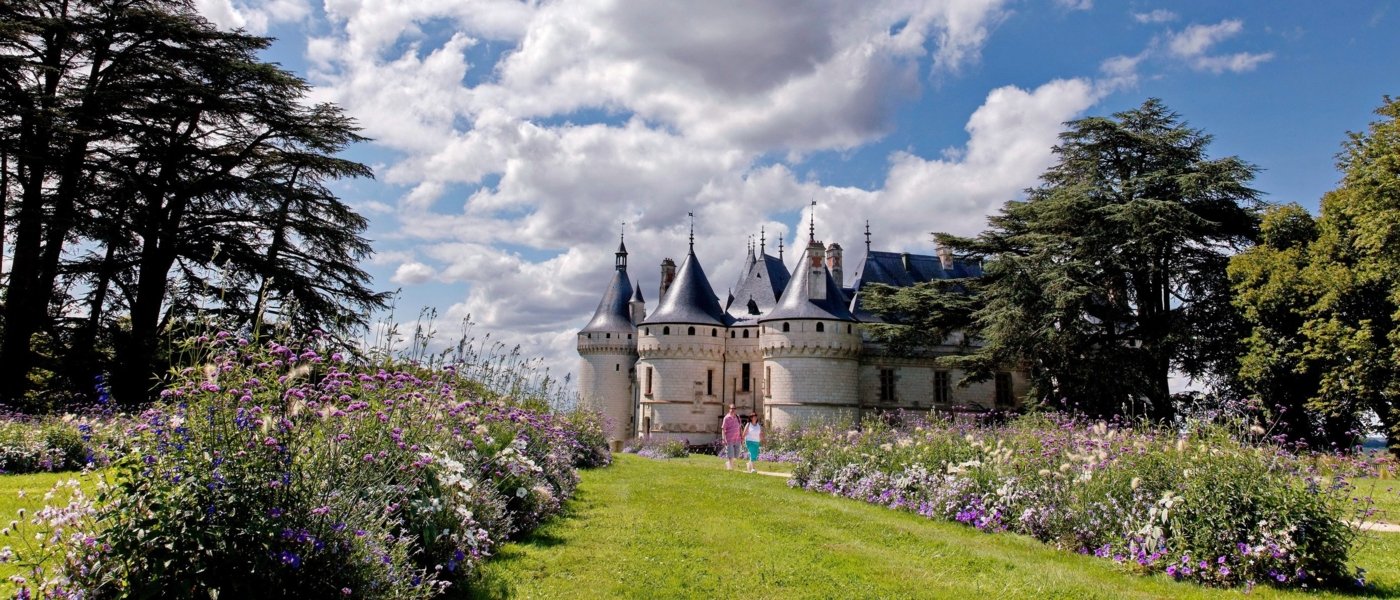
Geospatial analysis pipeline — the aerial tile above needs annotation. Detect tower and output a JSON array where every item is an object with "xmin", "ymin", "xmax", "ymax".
[
  {"xmin": 635, "ymin": 219, "xmax": 730, "ymax": 440},
  {"xmin": 577, "ymin": 235, "xmax": 640, "ymax": 443},
  {"xmin": 826, "ymin": 242, "xmax": 843, "ymax": 288},
  {"xmin": 659, "ymin": 258, "xmax": 677, "ymax": 299},
  {"xmin": 759, "ymin": 235, "xmax": 860, "ymax": 430}
]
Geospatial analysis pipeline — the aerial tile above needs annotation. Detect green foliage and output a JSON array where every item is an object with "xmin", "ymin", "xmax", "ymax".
[
  {"xmin": 933, "ymin": 98, "xmax": 1261, "ymax": 419},
  {"xmin": 860, "ymin": 280, "xmax": 979, "ymax": 356},
  {"xmin": 0, "ymin": 0, "xmax": 388, "ymax": 407},
  {"xmin": 1230, "ymin": 97, "xmax": 1400, "ymax": 457}
]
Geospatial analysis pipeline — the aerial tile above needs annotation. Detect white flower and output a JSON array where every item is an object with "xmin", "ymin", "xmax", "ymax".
[{"xmin": 516, "ymin": 487, "xmax": 527, "ymax": 498}]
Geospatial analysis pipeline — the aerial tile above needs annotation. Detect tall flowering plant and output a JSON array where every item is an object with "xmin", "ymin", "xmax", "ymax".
[
  {"xmin": 785, "ymin": 414, "xmax": 1368, "ymax": 591},
  {"xmin": 4, "ymin": 332, "xmax": 608, "ymax": 598}
]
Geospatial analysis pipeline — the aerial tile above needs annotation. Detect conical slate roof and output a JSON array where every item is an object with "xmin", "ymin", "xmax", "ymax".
[
  {"xmin": 726, "ymin": 252, "xmax": 790, "ymax": 318},
  {"xmin": 643, "ymin": 251, "xmax": 730, "ymax": 325},
  {"xmin": 581, "ymin": 267, "xmax": 636, "ymax": 333},
  {"xmin": 630, "ymin": 280, "xmax": 645, "ymax": 303},
  {"xmin": 761, "ymin": 245, "xmax": 855, "ymax": 322}
]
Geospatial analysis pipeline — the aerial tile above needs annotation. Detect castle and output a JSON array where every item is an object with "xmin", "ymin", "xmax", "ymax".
[{"xmin": 576, "ymin": 220, "xmax": 1026, "ymax": 443}]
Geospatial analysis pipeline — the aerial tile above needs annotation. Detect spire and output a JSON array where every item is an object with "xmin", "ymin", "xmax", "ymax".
[
  {"xmin": 615, "ymin": 223, "xmax": 628, "ymax": 271},
  {"xmin": 808, "ymin": 200, "xmax": 817, "ymax": 242},
  {"xmin": 688, "ymin": 212, "xmax": 695, "ymax": 253},
  {"xmin": 760, "ymin": 226, "xmax": 766, "ymax": 253},
  {"xmin": 778, "ymin": 233, "xmax": 784, "ymax": 260},
  {"xmin": 864, "ymin": 220, "xmax": 871, "ymax": 253},
  {"xmin": 749, "ymin": 234, "xmax": 756, "ymax": 260}
]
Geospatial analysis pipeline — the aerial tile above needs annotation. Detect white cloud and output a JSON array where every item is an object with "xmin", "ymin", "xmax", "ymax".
[
  {"xmin": 1057, "ymin": 0, "xmax": 1093, "ymax": 10},
  {"xmin": 193, "ymin": 0, "xmax": 1112, "ymax": 376},
  {"xmin": 1166, "ymin": 19, "xmax": 1274, "ymax": 74},
  {"xmin": 1132, "ymin": 9, "xmax": 1177, "ymax": 24},
  {"xmin": 194, "ymin": 0, "xmax": 309, "ymax": 33},
  {"xmin": 392, "ymin": 261, "xmax": 437, "ymax": 285}
]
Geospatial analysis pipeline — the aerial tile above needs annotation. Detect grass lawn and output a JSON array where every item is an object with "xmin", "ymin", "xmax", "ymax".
[
  {"xmin": 1354, "ymin": 478, "xmax": 1400, "ymax": 526},
  {"xmin": 0, "ymin": 471, "xmax": 100, "ymax": 588},
  {"xmin": 467, "ymin": 454, "xmax": 1400, "ymax": 600}
]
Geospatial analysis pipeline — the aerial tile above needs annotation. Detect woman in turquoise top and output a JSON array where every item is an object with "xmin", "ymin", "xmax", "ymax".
[{"xmin": 742, "ymin": 414, "xmax": 764, "ymax": 473}]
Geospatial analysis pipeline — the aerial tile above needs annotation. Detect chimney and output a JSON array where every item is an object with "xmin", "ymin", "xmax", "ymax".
[
  {"xmin": 936, "ymin": 246, "xmax": 953, "ymax": 270},
  {"xmin": 825, "ymin": 242, "xmax": 844, "ymax": 288},
  {"xmin": 807, "ymin": 239, "xmax": 827, "ymax": 300},
  {"xmin": 659, "ymin": 258, "xmax": 677, "ymax": 299}
]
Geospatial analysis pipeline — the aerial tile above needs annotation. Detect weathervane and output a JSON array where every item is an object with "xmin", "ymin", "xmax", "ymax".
[
  {"xmin": 864, "ymin": 220, "xmax": 871, "ymax": 253},
  {"xmin": 808, "ymin": 200, "xmax": 817, "ymax": 242},
  {"xmin": 760, "ymin": 226, "xmax": 766, "ymax": 252},
  {"xmin": 688, "ymin": 212, "xmax": 695, "ymax": 252}
]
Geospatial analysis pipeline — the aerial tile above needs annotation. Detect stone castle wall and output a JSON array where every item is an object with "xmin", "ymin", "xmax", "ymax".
[{"xmin": 576, "ymin": 333, "xmax": 638, "ymax": 442}]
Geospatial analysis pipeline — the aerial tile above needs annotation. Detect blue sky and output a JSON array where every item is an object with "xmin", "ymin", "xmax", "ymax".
[{"xmin": 199, "ymin": 0, "xmax": 1398, "ymax": 373}]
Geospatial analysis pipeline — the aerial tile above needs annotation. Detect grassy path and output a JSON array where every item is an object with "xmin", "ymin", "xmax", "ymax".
[{"xmin": 467, "ymin": 454, "xmax": 1400, "ymax": 599}]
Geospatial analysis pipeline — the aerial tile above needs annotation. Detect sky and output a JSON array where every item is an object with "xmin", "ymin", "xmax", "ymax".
[{"xmin": 192, "ymin": 0, "xmax": 1398, "ymax": 381}]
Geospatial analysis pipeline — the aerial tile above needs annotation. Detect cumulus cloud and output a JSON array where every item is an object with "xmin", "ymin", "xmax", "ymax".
[
  {"xmin": 1166, "ymin": 19, "xmax": 1274, "ymax": 73},
  {"xmin": 189, "ymin": 0, "xmax": 1109, "ymax": 373},
  {"xmin": 392, "ymin": 261, "xmax": 437, "ymax": 285}
]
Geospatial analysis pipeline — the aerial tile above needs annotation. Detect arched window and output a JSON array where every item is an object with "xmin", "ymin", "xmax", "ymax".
[
  {"xmin": 643, "ymin": 328, "xmax": 649, "ymax": 335},
  {"xmin": 606, "ymin": 333, "xmax": 611, "ymax": 339},
  {"xmin": 687, "ymin": 326, "xmax": 696, "ymax": 335},
  {"xmin": 663, "ymin": 326, "xmax": 670, "ymax": 335},
  {"xmin": 742, "ymin": 329, "xmax": 749, "ymax": 339},
  {"xmin": 711, "ymin": 328, "xmax": 717, "ymax": 337},
  {"xmin": 782, "ymin": 322, "xmax": 790, "ymax": 332},
  {"xmin": 730, "ymin": 331, "xmax": 735, "ymax": 338},
  {"xmin": 815, "ymin": 322, "xmax": 825, "ymax": 332}
]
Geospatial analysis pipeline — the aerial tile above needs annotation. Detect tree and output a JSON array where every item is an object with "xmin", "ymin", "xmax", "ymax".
[
  {"xmin": 1298, "ymin": 97, "xmax": 1400, "ymax": 456},
  {"xmin": 0, "ymin": 0, "xmax": 387, "ymax": 407},
  {"xmin": 930, "ymin": 99, "xmax": 1260, "ymax": 419},
  {"xmin": 1228, "ymin": 204, "xmax": 1358, "ymax": 448}
]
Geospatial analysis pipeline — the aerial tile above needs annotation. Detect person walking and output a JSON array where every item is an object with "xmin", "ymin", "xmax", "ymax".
[
  {"xmin": 742, "ymin": 414, "xmax": 764, "ymax": 473},
  {"xmin": 721, "ymin": 404, "xmax": 742, "ymax": 470}
]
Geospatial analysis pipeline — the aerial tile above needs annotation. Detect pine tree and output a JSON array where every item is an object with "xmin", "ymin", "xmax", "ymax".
[{"xmin": 930, "ymin": 99, "xmax": 1261, "ymax": 419}]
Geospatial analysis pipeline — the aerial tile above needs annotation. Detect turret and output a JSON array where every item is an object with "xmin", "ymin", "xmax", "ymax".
[
  {"xmin": 629, "ymin": 282, "xmax": 646, "ymax": 325},
  {"xmin": 636, "ymin": 221, "xmax": 731, "ymax": 442},
  {"xmin": 577, "ymin": 235, "xmax": 640, "ymax": 443},
  {"xmin": 759, "ymin": 234, "xmax": 860, "ymax": 431}
]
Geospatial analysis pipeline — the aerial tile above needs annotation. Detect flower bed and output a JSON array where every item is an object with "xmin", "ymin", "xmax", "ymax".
[
  {"xmin": 780, "ymin": 414, "xmax": 1369, "ymax": 591},
  {"xmin": 622, "ymin": 438, "xmax": 690, "ymax": 459},
  {"xmin": 3, "ymin": 333, "xmax": 609, "ymax": 598},
  {"xmin": 0, "ymin": 410, "xmax": 131, "ymax": 474}
]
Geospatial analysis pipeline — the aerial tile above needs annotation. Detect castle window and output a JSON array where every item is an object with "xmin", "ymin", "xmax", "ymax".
[
  {"xmin": 645, "ymin": 367, "xmax": 654, "ymax": 396},
  {"xmin": 782, "ymin": 322, "xmax": 790, "ymax": 332},
  {"xmin": 707, "ymin": 369, "xmax": 714, "ymax": 396},
  {"xmin": 586, "ymin": 333, "xmax": 591, "ymax": 339},
  {"xmin": 934, "ymin": 371, "xmax": 950, "ymax": 404},
  {"xmin": 742, "ymin": 329, "xmax": 749, "ymax": 339},
  {"xmin": 644, "ymin": 328, "xmax": 649, "ymax": 335},
  {"xmin": 606, "ymin": 333, "xmax": 611, "ymax": 339},
  {"xmin": 687, "ymin": 326, "xmax": 695, "ymax": 335},
  {"xmin": 815, "ymin": 322, "xmax": 825, "ymax": 333},
  {"xmin": 711, "ymin": 328, "xmax": 717, "ymax": 337},
  {"xmin": 628, "ymin": 334, "xmax": 632, "ymax": 339},
  {"xmin": 663, "ymin": 326, "xmax": 670, "ymax": 335},
  {"xmin": 765, "ymin": 366, "xmax": 772, "ymax": 397},
  {"xmin": 995, "ymin": 372, "xmax": 1014, "ymax": 408},
  {"xmin": 616, "ymin": 364, "xmax": 620, "ymax": 372},
  {"xmin": 741, "ymin": 363, "xmax": 751, "ymax": 392},
  {"xmin": 730, "ymin": 331, "xmax": 735, "ymax": 338},
  {"xmin": 847, "ymin": 325, "xmax": 852, "ymax": 334},
  {"xmin": 879, "ymin": 368, "xmax": 896, "ymax": 403}
]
